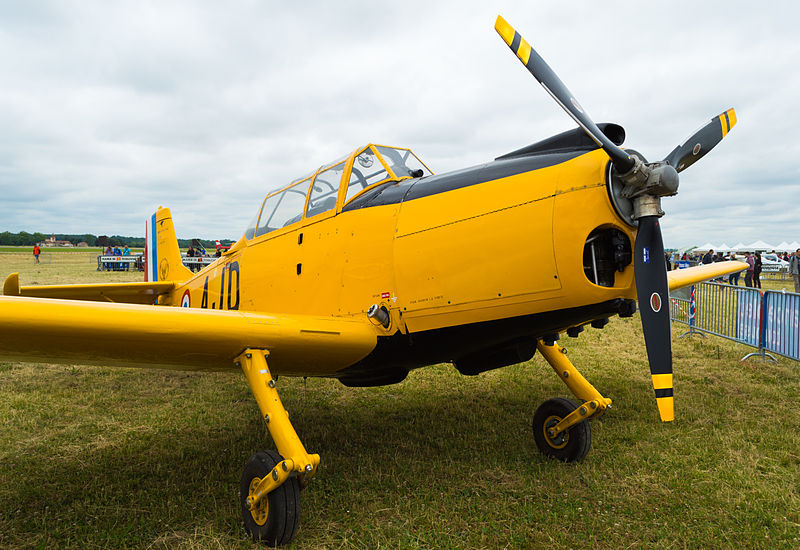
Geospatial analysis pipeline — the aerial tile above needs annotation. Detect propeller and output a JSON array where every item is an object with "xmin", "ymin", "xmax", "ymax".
[
  {"xmin": 495, "ymin": 15, "xmax": 736, "ymax": 421},
  {"xmin": 663, "ymin": 109, "xmax": 737, "ymax": 173}
]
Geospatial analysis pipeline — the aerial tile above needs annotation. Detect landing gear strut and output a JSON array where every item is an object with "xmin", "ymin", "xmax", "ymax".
[
  {"xmin": 533, "ymin": 340, "xmax": 612, "ymax": 462},
  {"xmin": 237, "ymin": 349, "xmax": 320, "ymax": 546}
]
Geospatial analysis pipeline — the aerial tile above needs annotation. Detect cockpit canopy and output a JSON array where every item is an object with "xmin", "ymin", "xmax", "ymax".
[{"xmin": 244, "ymin": 144, "xmax": 432, "ymax": 240}]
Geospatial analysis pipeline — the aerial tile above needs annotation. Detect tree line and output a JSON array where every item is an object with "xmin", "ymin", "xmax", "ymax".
[{"xmin": 0, "ymin": 232, "xmax": 233, "ymax": 249}]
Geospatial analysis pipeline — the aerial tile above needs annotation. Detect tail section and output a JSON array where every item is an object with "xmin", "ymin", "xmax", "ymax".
[{"xmin": 145, "ymin": 207, "xmax": 193, "ymax": 282}]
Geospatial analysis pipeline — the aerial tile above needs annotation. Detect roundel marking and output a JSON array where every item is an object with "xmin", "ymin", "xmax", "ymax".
[
  {"xmin": 650, "ymin": 292, "xmax": 662, "ymax": 313},
  {"xmin": 181, "ymin": 289, "xmax": 191, "ymax": 308},
  {"xmin": 692, "ymin": 143, "xmax": 701, "ymax": 156}
]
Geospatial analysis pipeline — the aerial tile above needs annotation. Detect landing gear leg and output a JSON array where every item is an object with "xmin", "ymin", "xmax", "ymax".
[
  {"xmin": 237, "ymin": 349, "xmax": 320, "ymax": 546},
  {"xmin": 532, "ymin": 340, "xmax": 613, "ymax": 462}
]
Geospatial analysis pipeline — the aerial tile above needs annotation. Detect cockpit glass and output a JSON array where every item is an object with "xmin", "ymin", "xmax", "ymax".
[
  {"xmin": 375, "ymin": 146, "xmax": 432, "ymax": 179},
  {"xmin": 306, "ymin": 161, "xmax": 346, "ymax": 218},
  {"xmin": 345, "ymin": 147, "xmax": 390, "ymax": 203},
  {"xmin": 246, "ymin": 145, "xmax": 434, "ymax": 239},
  {"xmin": 244, "ymin": 211, "xmax": 259, "ymax": 240},
  {"xmin": 254, "ymin": 178, "xmax": 311, "ymax": 237}
]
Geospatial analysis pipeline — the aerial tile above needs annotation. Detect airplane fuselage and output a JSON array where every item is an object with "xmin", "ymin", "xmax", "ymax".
[{"xmin": 165, "ymin": 141, "xmax": 638, "ymax": 382}]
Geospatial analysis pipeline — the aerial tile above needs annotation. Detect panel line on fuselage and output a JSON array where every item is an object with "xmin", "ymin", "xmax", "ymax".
[{"xmin": 396, "ymin": 180, "xmax": 606, "ymax": 239}]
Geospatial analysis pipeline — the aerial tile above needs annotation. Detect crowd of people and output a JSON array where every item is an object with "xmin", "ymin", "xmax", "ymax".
[
  {"xmin": 102, "ymin": 245, "xmax": 133, "ymax": 271},
  {"xmin": 683, "ymin": 247, "xmax": 800, "ymax": 292},
  {"xmin": 663, "ymin": 247, "xmax": 800, "ymax": 293}
]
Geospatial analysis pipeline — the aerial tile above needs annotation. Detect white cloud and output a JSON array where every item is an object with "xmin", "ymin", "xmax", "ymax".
[{"xmin": 0, "ymin": 0, "xmax": 798, "ymax": 246}]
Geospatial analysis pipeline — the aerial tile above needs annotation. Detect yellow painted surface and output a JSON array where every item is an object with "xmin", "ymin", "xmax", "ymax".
[
  {"xmin": 0, "ymin": 295, "xmax": 376, "ymax": 375},
  {"xmin": 14, "ymin": 280, "xmax": 175, "ymax": 304},
  {"xmin": 494, "ymin": 15, "xmax": 515, "ymax": 46},
  {"xmin": 656, "ymin": 396, "xmax": 675, "ymax": 422},
  {"xmin": 651, "ymin": 373, "xmax": 673, "ymax": 390},
  {"xmin": 727, "ymin": 108, "xmax": 737, "ymax": 128},
  {"xmin": 152, "ymin": 207, "xmax": 193, "ymax": 283},
  {"xmin": 239, "ymin": 350, "xmax": 319, "ymax": 480},
  {"xmin": 667, "ymin": 261, "xmax": 748, "ymax": 291},
  {"xmin": 1, "ymin": 144, "xmax": 664, "ymax": 375}
]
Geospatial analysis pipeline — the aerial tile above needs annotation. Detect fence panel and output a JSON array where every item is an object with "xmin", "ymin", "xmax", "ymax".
[
  {"xmin": 670, "ymin": 282, "xmax": 764, "ymax": 348},
  {"xmin": 763, "ymin": 291, "xmax": 800, "ymax": 361},
  {"xmin": 694, "ymin": 283, "xmax": 762, "ymax": 346},
  {"xmin": 670, "ymin": 281, "xmax": 799, "ymax": 363},
  {"xmin": 669, "ymin": 297, "xmax": 691, "ymax": 325}
]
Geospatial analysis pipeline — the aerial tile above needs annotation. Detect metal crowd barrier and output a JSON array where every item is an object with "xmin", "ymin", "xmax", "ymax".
[
  {"xmin": 98, "ymin": 254, "xmax": 216, "ymax": 272},
  {"xmin": 763, "ymin": 291, "xmax": 800, "ymax": 361},
  {"xmin": 670, "ymin": 281, "xmax": 800, "ymax": 363},
  {"xmin": 182, "ymin": 256, "xmax": 216, "ymax": 272},
  {"xmin": 760, "ymin": 269, "xmax": 792, "ymax": 281},
  {"xmin": 97, "ymin": 254, "xmax": 143, "ymax": 271}
]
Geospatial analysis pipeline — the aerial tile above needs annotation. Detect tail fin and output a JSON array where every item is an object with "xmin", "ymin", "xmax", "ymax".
[{"xmin": 145, "ymin": 207, "xmax": 193, "ymax": 282}]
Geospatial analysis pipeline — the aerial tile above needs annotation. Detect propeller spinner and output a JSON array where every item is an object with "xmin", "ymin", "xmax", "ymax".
[{"xmin": 494, "ymin": 15, "xmax": 736, "ymax": 421}]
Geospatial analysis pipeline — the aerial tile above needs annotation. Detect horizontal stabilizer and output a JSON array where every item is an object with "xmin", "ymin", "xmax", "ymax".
[{"xmin": 3, "ymin": 272, "xmax": 175, "ymax": 305}]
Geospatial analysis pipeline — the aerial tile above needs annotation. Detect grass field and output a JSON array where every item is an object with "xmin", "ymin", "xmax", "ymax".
[{"xmin": 0, "ymin": 250, "xmax": 798, "ymax": 549}]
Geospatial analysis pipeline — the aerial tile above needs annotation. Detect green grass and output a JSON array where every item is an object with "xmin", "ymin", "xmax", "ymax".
[{"xmin": 0, "ymin": 250, "xmax": 798, "ymax": 548}]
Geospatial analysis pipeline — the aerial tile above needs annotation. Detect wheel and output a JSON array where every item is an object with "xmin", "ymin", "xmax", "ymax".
[
  {"xmin": 532, "ymin": 397, "xmax": 592, "ymax": 462},
  {"xmin": 240, "ymin": 450, "xmax": 301, "ymax": 546}
]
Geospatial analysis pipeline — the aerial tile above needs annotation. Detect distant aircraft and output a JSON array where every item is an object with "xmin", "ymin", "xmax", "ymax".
[{"xmin": 0, "ymin": 15, "xmax": 742, "ymax": 546}]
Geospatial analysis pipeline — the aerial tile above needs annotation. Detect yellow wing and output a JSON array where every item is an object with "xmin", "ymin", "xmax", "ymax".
[
  {"xmin": 3, "ymin": 272, "xmax": 175, "ymax": 304},
  {"xmin": 668, "ymin": 261, "xmax": 747, "ymax": 291},
  {"xmin": 0, "ymin": 295, "xmax": 377, "ymax": 376}
]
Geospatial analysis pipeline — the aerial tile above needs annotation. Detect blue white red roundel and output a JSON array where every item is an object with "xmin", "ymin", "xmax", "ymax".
[{"xmin": 181, "ymin": 290, "xmax": 191, "ymax": 308}]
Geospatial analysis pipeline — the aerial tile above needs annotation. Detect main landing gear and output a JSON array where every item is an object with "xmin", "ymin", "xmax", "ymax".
[
  {"xmin": 237, "ymin": 349, "xmax": 320, "ymax": 546},
  {"xmin": 532, "ymin": 341, "xmax": 612, "ymax": 462}
]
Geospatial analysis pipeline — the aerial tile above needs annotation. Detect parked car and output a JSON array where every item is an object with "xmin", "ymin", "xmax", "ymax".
[{"xmin": 761, "ymin": 253, "xmax": 789, "ymax": 272}]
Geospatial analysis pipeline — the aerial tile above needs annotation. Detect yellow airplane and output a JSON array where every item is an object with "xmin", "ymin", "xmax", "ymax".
[{"xmin": 0, "ymin": 16, "xmax": 744, "ymax": 546}]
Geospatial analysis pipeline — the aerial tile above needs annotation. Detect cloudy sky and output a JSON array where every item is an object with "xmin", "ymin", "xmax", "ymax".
[{"xmin": 1, "ymin": 1, "xmax": 798, "ymax": 248}]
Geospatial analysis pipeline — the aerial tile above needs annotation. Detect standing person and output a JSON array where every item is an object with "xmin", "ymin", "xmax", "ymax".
[
  {"xmin": 744, "ymin": 252, "xmax": 755, "ymax": 287},
  {"xmin": 728, "ymin": 253, "xmax": 740, "ymax": 286},
  {"xmin": 702, "ymin": 249, "xmax": 714, "ymax": 265},
  {"xmin": 790, "ymin": 248, "xmax": 800, "ymax": 293},
  {"xmin": 122, "ymin": 245, "xmax": 131, "ymax": 271},
  {"xmin": 753, "ymin": 252, "xmax": 762, "ymax": 289},
  {"xmin": 664, "ymin": 252, "xmax": 672, "ymax": 271},
  {"xmin": 33, "ymin": 244, "xmax": 40, "ymax": 264}
]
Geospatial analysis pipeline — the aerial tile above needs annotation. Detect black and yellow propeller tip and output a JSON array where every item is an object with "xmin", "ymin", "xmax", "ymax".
[
  {"xmin": 651, "ymin": 373, "xmax": 674, "ymax": 422},
  {"xmin": 494, "ymin": 15, "xmax": 532, "ymax": 65}
]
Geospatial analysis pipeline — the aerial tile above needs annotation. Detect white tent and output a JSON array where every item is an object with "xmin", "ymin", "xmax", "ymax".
[
  {"xmin": 747, "ymin": 240, "xmax": 775, "ymax": 251},
  {"xmin": 696, "ymin": 242, "xmax": 717, "ymax": 252},
  {"xmin": 775, "ymin": 241, "xmax": 791, "ymax": 252},
  {"xmin": 789, "ymin": 241, "xmax": 800, "ymax": 250},
  {"xmin": 718, "ymin": 243, "xmax": 732, "ymax": 252},
  {"xmin": 732, "ymin": 242, "xmax": 748, "ymax": 252}
]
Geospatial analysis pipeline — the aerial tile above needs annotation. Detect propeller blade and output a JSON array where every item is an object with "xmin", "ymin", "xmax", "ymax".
[
  {"xmin": 633, "ymin": 216, "xmax": 674, "ymax": 422},
  {"xmin": 494, "ymin": 15, "xmax": 634, "ymax": 172},
  {"xmin": 663, "ymin": 108, "xmax": 737, "ymax": 172}
]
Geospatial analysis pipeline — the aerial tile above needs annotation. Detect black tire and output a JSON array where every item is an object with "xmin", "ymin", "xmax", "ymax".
[
  {"xmin": 240, "ymin": 450, "xmax": 301, "ymax": 546},
  {"xmin": 532, "ymin": 397, "xmax": 592, "ymax": 462}
]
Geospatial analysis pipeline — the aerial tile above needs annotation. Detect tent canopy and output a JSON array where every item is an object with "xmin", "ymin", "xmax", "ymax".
[{"xmin": 746, "ymin": 240, "xmax": 775, "ymax": 251}]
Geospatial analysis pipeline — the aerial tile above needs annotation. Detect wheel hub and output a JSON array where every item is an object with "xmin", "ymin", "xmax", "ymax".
[
  {"xmin": 248, "ymin": 477, "xmax": 269, "ymax": 526},
  {"xmin": 543, "ymin": 415, "xmax": 569, "ymax": 449}
]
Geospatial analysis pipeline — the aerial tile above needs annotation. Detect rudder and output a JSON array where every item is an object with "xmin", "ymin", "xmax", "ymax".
[{"xmin": 145, "ymin": 207, "xmax": 193, "ymax": 282}]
